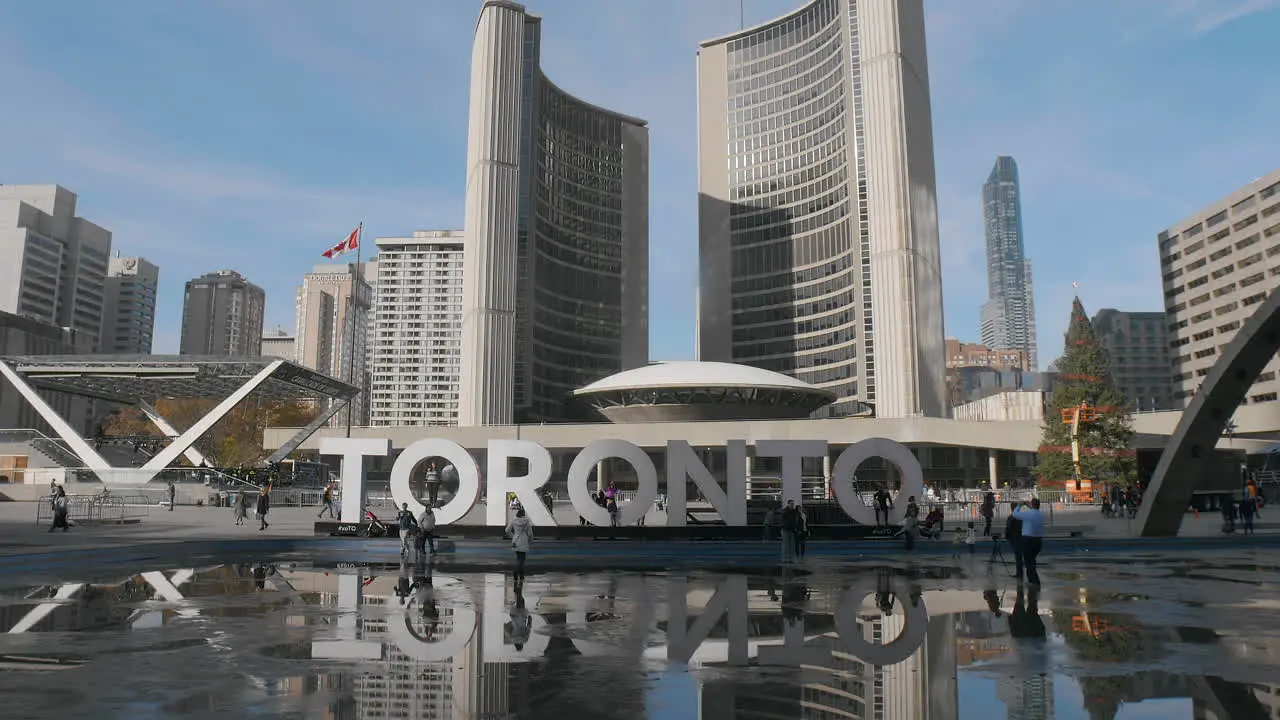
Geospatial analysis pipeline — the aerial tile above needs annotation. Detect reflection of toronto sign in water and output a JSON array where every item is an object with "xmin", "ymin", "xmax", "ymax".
[
  {"xmin": 321, "ymin": 437, "xmax": 924, "ymax": 527},
  {"xmin": 310, "ymin": 572, "xmax": 930, "ymax": 668}
]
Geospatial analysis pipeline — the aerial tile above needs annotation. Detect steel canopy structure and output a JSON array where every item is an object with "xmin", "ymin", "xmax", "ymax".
[{"xmin": 0, "ymin": 355, "xmax": 359, "ymax": 484}]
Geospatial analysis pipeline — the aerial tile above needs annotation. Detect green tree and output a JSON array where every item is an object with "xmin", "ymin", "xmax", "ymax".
[
  {"xmin": 1036, "ymin": 297, "xmax": 1137, "ymax": 488},
  {"xmin": 98, "ymin": 398, "xmax": 319, "ymax": 467}
]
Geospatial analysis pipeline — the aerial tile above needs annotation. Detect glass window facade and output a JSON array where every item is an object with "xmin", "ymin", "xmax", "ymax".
[
  {"xmin": 515, "ymin": 17, "xmax": 648, "ymax": 422},
  {"xmin": 714, "ymin": 0, "xmax": 867, "ymax": 416}
]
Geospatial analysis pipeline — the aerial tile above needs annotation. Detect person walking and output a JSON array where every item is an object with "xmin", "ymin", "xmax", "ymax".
[
  {"xmin": 781, "ymin": 500, "xmax": 800, "ymax": 561},
  {"xmin": 167, "ymin": 480, "xmax": 177, "ymax": 511},
  {"xmin": 874, "ymin": 489, "xmax": 892, "ymax": 527},
  {"xmin": 795, "ymin": 504, "xmax": 809, "ymax": 559},
  {"xmin": 396, "ymin": 503, "xmax": 419, "ymax": 556},
  {"xmin": 607, "ymin": 496, "xmax": 619, "ymax": 527},
  {"xmin": 980, "ymin": 492, "xmax": 995, "ymax": 536},
  {"xmin": 234, "ymin": 489, "xmax": 251, "ymax": 526},
  {"xmin": 416, "ymin": 504, "xmax": 437, "ymax": 556},
  {"xmin": 49, "ymin": 486, "xmax": 70, "ymax": 532},
  {"xmin": 506, "ymin": 507, "xmax": 534, "ymax": 584},
  {"xmin": 762, "ymin": 507, "xmax": 775, "ymax": 543},
  {"xmin": 1012, "ymin": 499, "xmax": 1046, "ymax": 586},
  {"xmin": 902, "ymin": 496, "xmax": 920, "ymax": 550},
  {"xmin": 1240, "ymin": 496, "xmax": 1257, "ymax": 535},
  {"xmin": 318, "ymin": 484, "xmax": 335, "ymax": 519},
  {"xmin": 256, "ymin": 486, "xmax": 271, "ymax": 531},
  {"xmin": 1004, "ymin": 501, "xmax": 1024, "ymax": 582}
]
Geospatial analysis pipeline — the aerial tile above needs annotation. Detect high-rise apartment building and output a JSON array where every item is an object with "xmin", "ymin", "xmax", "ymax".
[
  {"xmin": 295, "ymin": 262, "xmax": 372, "ymax": 424},
  {"xmin": 0, "ymin": 185, "xmax": 112, "ymax": 350},
  {"xmin": 370, "ymin": 232, "xmax": 464, "ymax": 427},
  {"xmin": 695, "ymin": 0, "xmax": 945, "ymax": 419},
  {"xmin": 1091, "ymin": 309, "xmax": 1173, "ymax": 412},
  {"xmin": 980, "ymin": 157, "xmax": 1037, "ymax": 370},
  {"xmin": 1161, "ymin": 169, "xmax": 1280, "ymax": 407},
  {"xmin": 460, "ymin": 1, "xmax": 650, "ymax": 426},
  {"xmin": 100, "ymin": 255, "xmax": 159, "ymax": 354},
  {"xmin": 179, "ymin": 270, "xmax": 266, "ymax": 356}
]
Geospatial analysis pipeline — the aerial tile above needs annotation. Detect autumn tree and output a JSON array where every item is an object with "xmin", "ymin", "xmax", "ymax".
[
  {"xmin": 1036, "ymin": 297, "xmax": 1137, "ymax": 488},
  {"xmin": 98, "ymin": 398, "xmax": 320, "ymax": 467}
]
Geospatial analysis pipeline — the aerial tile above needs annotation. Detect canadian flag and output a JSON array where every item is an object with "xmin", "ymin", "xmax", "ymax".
[{"xmin": 322, "ymin": 226, "xmax": 361, "ymax": 258}]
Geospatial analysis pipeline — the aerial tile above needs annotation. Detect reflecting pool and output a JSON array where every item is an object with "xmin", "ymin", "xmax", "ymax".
[{"xmin": 1, "ymin": 550, "xmax": 1278, "ymax": 719}]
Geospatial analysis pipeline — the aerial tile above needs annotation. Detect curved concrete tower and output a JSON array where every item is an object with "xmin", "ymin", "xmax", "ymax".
[
  {"xmin": 460, "ymin": 1, "xmax": 650, "ymax": 426},
  {"xmin": 695, "ymin": 0, "xmax": 945, "ymax": 419},
  {"xmin": 458, "ymin": 2, "xmax": 525, "ymax": 427}
]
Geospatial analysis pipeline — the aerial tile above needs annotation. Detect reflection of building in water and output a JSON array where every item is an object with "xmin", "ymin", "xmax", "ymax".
[
  {"xmin": 698, "ymin": 598, "xmax": 958, "ymax": 719},
  {"xmin": 289, "ymin": 569, "xmax": 512, "ymax": 720},
  {"xmin": 996, "ymin": 676, "xmax": 1053, "ymax": 720}
]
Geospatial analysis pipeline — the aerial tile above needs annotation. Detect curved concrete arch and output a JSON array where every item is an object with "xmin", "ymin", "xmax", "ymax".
[{"xmin": 1138, "ymin": 288, "xmax": 1280, "ymax": 536}]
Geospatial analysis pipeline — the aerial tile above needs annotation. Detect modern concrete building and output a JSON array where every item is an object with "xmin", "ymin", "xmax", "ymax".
[
  {"xmin": 295, "ymin": 262, "xmax": 372, "ymax": 425},
  {"xmin": 260, "ymin": 327, "xmax": 296, "ymax": 362},
  {"xmin": 1091, "ymin": 309, "xmax": 1174, "ymax": 412},
  {"xmin": 696, "ymin": 0, "xmax": 945, "ymax": 420},
  {"xmin": 574, "ymin": 361, "xmax": 838, "ymax": 423},
  {"xmin": 179, "ymin": 270, "xmax": 266, "ymax": 357},
  {"xmin": 100, "ymin": 255, "xmax": 159, "ymax": 354},
  {"xmin": 0, "ymin": 185, "xmax": 112, "ymax": 350},
  {"xmin": 370, "ymin": 232, "xmax": 465, "ymax": 427},
  {"xmin": 980, "ymin": 157, "xmax": 1037, "ymax": 370},
  {"xmin": 1160, "ymin": 168, "xmax": 1280, "ymax": 407},
  {"xmin": 460, "ymin": 1, "xmax": 650, "ymax": 426}
]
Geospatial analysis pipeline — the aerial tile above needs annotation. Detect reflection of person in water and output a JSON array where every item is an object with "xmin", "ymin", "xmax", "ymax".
[
  {"xmin": 875, "ymin": 567, "xmax": 895, "ymax": 615},
  {"xmin": 252, "ymin": 563, "xmax": 275, "ymax": 591},
  {"xmin": 411, "ymin": 559, "xmax": 439, "ymax": 637},
  {"xmin": 396, "ymin": 559, "xmax": 412, "ymax": 605},
  {"xmin": 1008, "ymin": 585, "xmax": 1045, "ymax": 639},
  {"xmin": 508, "ymin": 588, "xmax": 532, "ymax": 651}
]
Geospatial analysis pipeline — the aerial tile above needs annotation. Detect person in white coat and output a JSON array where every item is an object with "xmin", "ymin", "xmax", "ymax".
[{"xmin": 505, "ymin": 507, "xmax": 533, "ymax": 582}]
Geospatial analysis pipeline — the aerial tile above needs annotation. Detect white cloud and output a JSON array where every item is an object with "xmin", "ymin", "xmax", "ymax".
[{"xmin": 1186, "ymin": 0, "xmax": 1280, "ymax": 33}]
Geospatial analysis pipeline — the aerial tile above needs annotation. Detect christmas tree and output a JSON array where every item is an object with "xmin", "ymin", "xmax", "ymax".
[{"xmin": 1036, "ymin": 297, "xmax": 1137, "ymax": 489}]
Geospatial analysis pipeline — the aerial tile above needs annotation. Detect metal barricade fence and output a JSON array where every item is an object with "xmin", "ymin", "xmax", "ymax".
[{"xmin": 35, "ymin": 495, "xmax": 149, "ymax": 526}]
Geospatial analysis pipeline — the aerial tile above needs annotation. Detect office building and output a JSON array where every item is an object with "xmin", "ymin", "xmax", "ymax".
[
  {"xmin": 295, "ymin": 262, "xmax": 372, "ymax": 424},
  {"xmin": 1160, "ymin": 169, "xmax": 1280, "ymax": 407},
  {"xmin": 179, "ymin": 270, "xmax": 266, "ymax": 356},
  {"xmin": 260, "ymin": 327, "xmax": 295, "ymax": 362},
  {"xmin": 695, "ymin": 0, "xmax": 945, "ymax": 419},
  {"xmin": 100, "ymin": 255, "xmax": 159, "ymax": 354},
  {"xmin": 460, "ymin": 1, "xmax": 650, "ymax": 426},
  {"xmin": 980, "ymin": 157, "xmax": 1037, "ymax": 369},
  {"xmin": 0, "ymin": 185, "xmax": 112, "ymax": 350},
  {"xmin": 1091, "ymin": 309, "xmax": 1174, "ymax": 412},
  {"xmin": 370, "ymin": 231, "xmax": 464, "ymax": 427}
]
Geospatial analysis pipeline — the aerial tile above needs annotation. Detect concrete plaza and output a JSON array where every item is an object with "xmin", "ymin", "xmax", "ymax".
[{"xmin": 1, "ymin": 498, "xmax": 1275, "ymax": 560}]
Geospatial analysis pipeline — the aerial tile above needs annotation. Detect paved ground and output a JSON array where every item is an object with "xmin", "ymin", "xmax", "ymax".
[{"xmin": 1, "ymin": 498, "xmax": 1275, "ymax": 557}]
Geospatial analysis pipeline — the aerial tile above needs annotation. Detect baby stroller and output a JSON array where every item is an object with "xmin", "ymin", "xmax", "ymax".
[
  {"xmin": 360, "ymin": 509, "xmax": 389, "ymax": 538},
  {"xmin": 918, "ymin": 508, "xmax": 945, "ymax": 539}
]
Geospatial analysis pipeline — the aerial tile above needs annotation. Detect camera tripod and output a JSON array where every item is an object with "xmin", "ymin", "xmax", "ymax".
[{"xmin": 988, "ymin": 534, "xmax": 1016, "ymax": 577}]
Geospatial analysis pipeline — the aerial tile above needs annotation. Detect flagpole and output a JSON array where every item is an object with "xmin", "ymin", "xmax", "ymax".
[{"xmin": 345, "ymin": 222, "xmax": 362, "ymax": 438}]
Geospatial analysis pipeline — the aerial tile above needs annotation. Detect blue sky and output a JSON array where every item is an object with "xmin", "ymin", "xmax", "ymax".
[{"xmin": 2, "ymin": 1, "xmax": 1279, "ymax": 365}]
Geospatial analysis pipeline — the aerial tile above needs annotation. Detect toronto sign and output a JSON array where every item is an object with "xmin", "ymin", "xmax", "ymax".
[{"xmin": 320, "ymin": 436, "xmax": 923, "ymax": 527}]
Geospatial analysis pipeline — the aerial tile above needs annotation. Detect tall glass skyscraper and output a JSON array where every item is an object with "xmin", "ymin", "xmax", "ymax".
[
  {"xmin": 980, "ymin": 156, "xmax": 1037, "ymax": 369},
  {"xmin": 696, "ymin": 0, "xmax": 945, "ymax": 419},
  {"xmin": 460, "ymin": 1, "xmax": 650, "ymax": 426}
]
